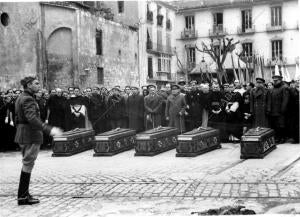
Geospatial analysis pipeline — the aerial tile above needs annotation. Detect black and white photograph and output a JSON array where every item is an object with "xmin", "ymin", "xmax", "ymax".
[{"xmin": 0, "ymin": 0, "xmax": 299, "ymax": 216}]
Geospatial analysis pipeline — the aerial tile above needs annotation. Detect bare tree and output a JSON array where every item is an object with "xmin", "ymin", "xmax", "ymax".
[
  {"xmin": 174, "ymin": 47, "xmax": 189, "ymax": 83},
  {"xmin": 195, "ymin": 37, "xmax": 239, "ymax": 84}
]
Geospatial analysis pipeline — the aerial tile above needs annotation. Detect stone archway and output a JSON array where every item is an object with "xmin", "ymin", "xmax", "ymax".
[{"xmin": 46, "ymin": 27, "xmax": 73, "ymax": 90}]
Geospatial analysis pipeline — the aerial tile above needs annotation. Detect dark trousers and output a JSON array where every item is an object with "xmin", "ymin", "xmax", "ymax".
[{"xmin": 269, "ymin": 115, "xmax": 285, "ymax": 141}]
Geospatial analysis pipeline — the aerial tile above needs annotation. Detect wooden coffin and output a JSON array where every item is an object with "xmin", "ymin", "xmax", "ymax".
[
  {"xmin": 240, "ymin": 127, "xmax": 276, "ymax": 159},
  {"xmin": 52, "ymin": 128, "xmax": 95, "ymax": 157},
  {"xmin": 94, "ymin": 128, "xmax": 136, "ymax": 156},
  {"xmin": 176, "ymin": 127, "xmax": 221, "ymax": 157},
  {"xmin": 135, "ymin": 127, "xmax": 179, "ymax": 156}
]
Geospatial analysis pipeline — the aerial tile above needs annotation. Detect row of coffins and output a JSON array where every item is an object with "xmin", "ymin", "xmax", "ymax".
[{"xmin": 52, "ymin": 126, "xmax": 276, "ymax": 159}]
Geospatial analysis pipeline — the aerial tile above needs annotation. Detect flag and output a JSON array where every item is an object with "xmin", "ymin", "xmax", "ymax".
[
  {"xmin": 230, "ymin": 52, "xmax": 238, "ymax": 80},
  {"xmin": 275, "ymin": 64, "xmax": 280, "ymax": 77},
  {"xmin": 260, "ymin": 56, "xmax": 265, "ymax": 79},
  {"xmin": 238, "ymin": 58, "xmax": 245, "ymax": 84},
  {"xmin": 284, "ymin": 64, "xmax": 291, "ymax": 82},
  {"xmin": 281, "ymin": 64, "xmax": 286, "ymax": 81},
  {"xmin": 245, "ymin": 57, "xmax": 250, "ymax": 83},
  {"xmin": 295, "ymin": 63, "xmax": 300, "ymax": 81}
]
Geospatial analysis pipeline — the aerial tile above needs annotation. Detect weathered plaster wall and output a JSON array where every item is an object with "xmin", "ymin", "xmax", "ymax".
[
  {"xmin": 77, "ymin": 11, "xmax": 139, "ymax": 89},
  {"xmin": 0, "ymin": 2, "xmax": 41, "ymax": 90}
]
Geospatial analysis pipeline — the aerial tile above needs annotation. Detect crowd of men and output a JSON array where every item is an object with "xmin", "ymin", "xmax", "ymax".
[{"xmin": 0, "ymin": 75, "xmax": 299, "ymax": 151}]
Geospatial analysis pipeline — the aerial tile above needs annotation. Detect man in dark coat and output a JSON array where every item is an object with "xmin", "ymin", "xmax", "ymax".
[
  {"xmin": 223, "ymin": 83, "xmax": 243, "ymax": 141},
  {"xmin": 127, "ymin": 86, "xmax": 144, "ymax": 132},
  {"xmin": 46, "ymin": 88, "xmax": 66, "ymax": 130},
  {"xmin": 15, "ymin": 76, "xmax": 62, "ymax": 205},
  {"xmin": 267, "ymin": 74, "xmax": 289, "ymax": 144},
  {"xmin": 88, "ymin": 86, "xmax": 106, "ymax": 134},
  {"xmin": 185, "ymin": 80, "xmax": 202, "ymax": 131},
  {"xmin": 208, "ymin": 82, "xmax": 227, "ymax": 141},
  {"xmin": 144, "ymin": 85, "xmax": 163, "ymax": 130},
  {"xmin": 165, "ymin": 84, "xmax": 187, "ymax": 133},
  {"xmin": 107, "ymin": 87, "xmax": 126, "ymax": 129},
  {"xmin": 289, "ymin": 81, "xmax": 299, "ymax": 143},
  {"xmin": 250, "ymin": 78, "xmax": 269, "ymax": 128}
]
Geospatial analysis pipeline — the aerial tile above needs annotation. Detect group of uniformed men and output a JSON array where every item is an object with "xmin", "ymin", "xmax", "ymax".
[{"xmin": 0, "ymin": 74, "xmax": 299, "ymax": 152}]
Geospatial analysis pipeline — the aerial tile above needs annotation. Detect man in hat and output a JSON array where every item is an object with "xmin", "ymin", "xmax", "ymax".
[
  {"xmin": 250, "ymin": 77, "xmax": 268, "ymax": 128},
  {"xmin": 127, "ymin": 86, "xmax": 144, "ymax": 132},
  {"xmin": 234, "ymin": 79, "xmax": 246, "ymax": 96},
  {"xmin": 15, "ymin": 76, "xmax": 62, "ymax": 205},
  {"xmin": 144, "ymin": 84, "xmax": 163, "ymax": 129},
  {"xmin": 178, "ymin": 79, "xmax": 186, "ymax": 94},
  {"xmin": 185, "ymin": 80, "xmax": 202, "ymax": 130},
  {"xmin": 165, "ymin": 84, "xmax": 187, "ymax": 133},
  {"xmin": 267, "ymin": 74, "xmax": 289, "ymax": 144}
]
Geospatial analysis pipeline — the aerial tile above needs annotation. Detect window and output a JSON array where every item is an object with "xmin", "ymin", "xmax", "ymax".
[
  {"xmin": 242, "ymin": 9, "xmax": 252, "ymax": 31},
  {"xmin": 213, "ymin": 12, "xmax": 223, "ymax": 26},
  {"xmin": 148, "ymin": 57, "xmax": 153, "ymax": 78},
  {"xmin": 271, "ymin": 6, "xmax": 282, "ymax": 26},
  {"xmin": 158, "ymin": 55, "xmax": 171, "ymax": 72},
  {"xmin": 185, "ymin": 16, "xmax": 194, "ymax": 29},
  {"xmin": 242, "ymin": 43, "xmax": 253, "ymax": 57},
  {"xmin": 97, "ymin": 67, "xmax": 104, "ymax": 84},
  {"xmin": 118, "ymin": 1, "xmax": 124, "ymax": 13},
  {"xmin": 96, "ymin": 29, "xmax": 102, "ymax": 55},
  {"xmin": 187, "ymin": 47, "xmax": 196, "ymax": 64},
  {"xmin": 272, "ymin": 40, "xmax": 282, "ymax": 60}
]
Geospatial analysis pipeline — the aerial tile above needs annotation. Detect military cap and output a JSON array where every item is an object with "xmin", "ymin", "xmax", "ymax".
[
  {"xmin": 111, "ymin": 87, "xmax": 121, "ymax": 92},
  {"xmin": 20, "ymin": 76, "xmax": 36, "ymax": 87},
  {"xmin": 130, "ymin": 86, "xmax": 139, "ymax": 90},
  {"xmin": 223, "ymin": 83, "xmax": 229, "ymax": 87},
  {"xmin": 272, "ymin": 75, "xmax": 283, "ymax": 80},
  {"xmin": 147, "ymin": 84, "xmax": 157, "ymax": 89},
  {"xmin": 255, "ymin": 77, "xmax": 265, "ymax": 83},
  {"xmin": 171, "ymin": 84, "xmax": 181, "ymax": 90},
  {"xmin": 178, "ymin": 80, "xmax": 186, "ymax": 86}
]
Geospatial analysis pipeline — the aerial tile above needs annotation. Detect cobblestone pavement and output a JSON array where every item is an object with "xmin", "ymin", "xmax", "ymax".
[{"xmin": 1, "ymin": 143, "xmax": 300, "ymax": 216}]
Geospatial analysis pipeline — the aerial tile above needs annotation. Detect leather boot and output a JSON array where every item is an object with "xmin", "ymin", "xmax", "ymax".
[{"xmin": 17, "ymin": 171, "xmax": 39, "ymax": 205}]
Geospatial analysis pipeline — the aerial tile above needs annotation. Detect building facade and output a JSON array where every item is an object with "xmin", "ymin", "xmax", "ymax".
[
  {"xmin": 0, "ymin": 2, "xmax": 139, "ymax": 90},
  {"xmin": 102, "ymin": 1, "xmax": 178, "ymax": 88},
  {"xmin": 174, "ymin": 0, "xmax": 299, "ymax": 83}
]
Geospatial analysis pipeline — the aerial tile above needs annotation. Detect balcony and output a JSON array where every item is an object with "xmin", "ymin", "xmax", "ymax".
[
  {"xmin": 181, "ymin": 28, "xmax": 198, "ymax": 40},
  {"xmin": 267, "ymin": 56, "xmax": 286, "ymax": 66},
  {"xmin": 187, "ymin": 61, "xmax": 196, "ymax": 71},
  {"xmin": 147, "ymin": 11, "xmax": 153, "ymax": 23},
  {"xmin": 237, "ymin": 25, "xmax": 255, "ymax": 35},
  {"xmin": 148, "ymin": 72, "xmax": 173, "ymax": 82},
  {"xmin": 146, "ymin": 41, "xmax": 174, "ymax": 55},
  {"xmin": 209, "ymin": 24, "xmax": 227, "ymax": 37},
  {"xmin": 266, "ymin": 23, "xmax": 285, "ymax": 32},
  {"xmin": 166, "ymin": 19, "xmax": 172, "ymax": 30},
  {"xmin": 157, "ymin": 14, "xmax": 164, "ymax": 26}
]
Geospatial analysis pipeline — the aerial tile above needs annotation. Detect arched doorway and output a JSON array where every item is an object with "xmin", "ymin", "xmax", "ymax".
[{"xmin": 47, "ymin": 27, "xmax": 73, "ymax": 90}]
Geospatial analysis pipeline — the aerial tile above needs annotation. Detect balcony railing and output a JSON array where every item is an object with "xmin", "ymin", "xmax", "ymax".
[
  {"xmin": 181, "ymin": 28, "xmax": 198, "ymax": 39},
  {"xmin": 154, "ymin": 72, "xmax": 173, "ymax": 81},
  {"xmin": 146, "ymin": 41, "xmax": 174, "ymax": 55},
  {"xmin": 267, "ymin": 57, "xmax": 286, "ymax": 66},
  {"xmin": 147, "ymin": 11, "xmax": 153, "ymax": 23},
  {"xmin": 187, "ymin": 61, "xmax": 196, "ymax": 70},
  {"xmin": 166, "ymin": 19, "xmax": 172, "ymax": 30},
  {"xmin": 209, "ymin": 24, "xmax": 227, "ymax": 37},
  {"xmin": 266, "ymin": 23, "xmax": 285, "ymax": 32},
  {"xmin": 237, "ymin": 25, "xmax": 255, "ymax": 35}
]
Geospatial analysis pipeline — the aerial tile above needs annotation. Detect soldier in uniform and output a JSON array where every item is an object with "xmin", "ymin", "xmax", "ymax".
[
  {"xmin": 15, "ymin": 76, "xmax": 62, "ymax": 205},
  {"xmin": 250, "ymin": 78, "xmax": 268, "ymax": 128},
  {"xmin": 127, "ymin": 86, "xmax": 144, "ymax": 132},
  {"xmin": 144, "ymin": 85, "xmax": 163, "ymax": 130},
  {"xmin": 165, "ymin": 84, "xmax": 187, "ymax": 133},
  {"xmin": 267, "ymin": 74, "xmax": 289, "ymax": 144}
]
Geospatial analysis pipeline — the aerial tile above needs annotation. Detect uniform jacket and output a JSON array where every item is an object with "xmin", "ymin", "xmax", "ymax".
[
  {"xmin": 267, "ymin": 82, "xmax": 289, "ymax": 116},
  {"xmin": 14, "ymin": 90, "xmax": 52, "ymax": 144}
]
